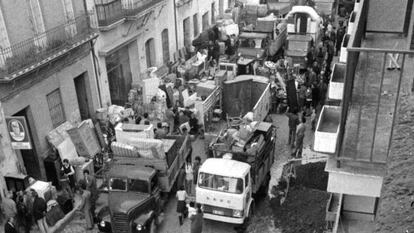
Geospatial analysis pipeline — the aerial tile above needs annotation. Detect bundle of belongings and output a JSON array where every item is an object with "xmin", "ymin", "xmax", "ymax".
[{"xmin": 218, "ymin": 112, "xmax": 263, "ymax": 154}]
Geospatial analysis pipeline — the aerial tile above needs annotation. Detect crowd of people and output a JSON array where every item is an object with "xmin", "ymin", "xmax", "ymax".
[
  {"xmin": 283, "ymin": 16, "xmax": 347, "ymax": 159},
  {"xmin": 2, "ymin": 167, "xmax": 98, "ymax": 233}
]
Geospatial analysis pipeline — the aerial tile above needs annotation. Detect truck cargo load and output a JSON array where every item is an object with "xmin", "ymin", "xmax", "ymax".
[{"xmin": 223, "ymin": 75, "xmax": 271, "ymax": 122}]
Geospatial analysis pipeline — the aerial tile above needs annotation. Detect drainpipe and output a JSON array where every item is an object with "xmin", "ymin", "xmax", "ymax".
[
  {"xmin": 90, "ymin": 40, "xmax": 103, "ymax": 108},
  {"xmin": 83, "ymin": 0, "xmax": 103, "ymax": 108},
  {"xmin": 173, "ymin": 0, "xmax": 179, "ymax": 51}
]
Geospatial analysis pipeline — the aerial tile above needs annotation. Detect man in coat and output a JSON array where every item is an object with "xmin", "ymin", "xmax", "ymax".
[
  {"xmin": 4, "ymin": 217, "xmax": 17, "ymax": 233},
  {"xmin": 83, "ymin": 169, "xmax": 98, "ymax": 221},
  {"xmin": 31, "ymin": 189, "xmax": 47, "ymax": 233}
]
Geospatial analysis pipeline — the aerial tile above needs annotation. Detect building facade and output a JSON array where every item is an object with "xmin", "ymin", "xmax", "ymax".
[
  {"xmin": 89, "ymin": 0, "xmax": 234, "ymax": 106},
  {"xmin": 0, "ymin": 0, "xmax": 99, "ymax": 197}
]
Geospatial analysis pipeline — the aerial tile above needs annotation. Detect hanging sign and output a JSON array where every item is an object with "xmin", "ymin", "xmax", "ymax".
[{"xmin": 6, "ymin": 117, "xmax": 32, "ymax": 150}]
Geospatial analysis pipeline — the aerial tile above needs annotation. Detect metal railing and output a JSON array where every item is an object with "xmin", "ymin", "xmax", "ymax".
[
  {"xmin": 335, "ymin": 0, "xmax": 414, "ymax": 167},
  {"xmin": 0, "ymin": 14, "xmax": 94, "ymax": 78},
  {"xmin": 95, "ymin": 0, "xmax": 164, "ymax": 27}
]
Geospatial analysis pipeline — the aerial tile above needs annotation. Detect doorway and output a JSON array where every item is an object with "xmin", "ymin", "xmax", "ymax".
[
  {"xmin": 74, "ymin": 73, "xmax": 90, "ymax": 120},
  {"xmin": 14, "ymin": 108, "xmax": 41, "ymax": 179},
  {"xmin": 106, "ymin": 46, "xmax": 132, "ymax": 106}
]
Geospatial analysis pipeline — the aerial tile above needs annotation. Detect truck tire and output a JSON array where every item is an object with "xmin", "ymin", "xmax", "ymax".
[
  {"xmin": 243, "ymin": 201, "xmax": 255, "ymax": 228},
  {"xmin": 257, "ymin": 173, "xmax": 271, "ymax": 196}
]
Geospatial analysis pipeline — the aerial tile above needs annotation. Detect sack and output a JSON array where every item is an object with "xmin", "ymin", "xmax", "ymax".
[{"xmin": 45, "ymin": 205, "xmax": 65, "ymax": 226}]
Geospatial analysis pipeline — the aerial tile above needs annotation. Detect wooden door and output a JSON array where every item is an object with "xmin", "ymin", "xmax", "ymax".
[
  {"xmin": 74, "ymin": 73, "xmax": 90, "ymax": 120},
  {"xmin": 14, "ymin": 108, "xmax": 41, "ymax": 179}
]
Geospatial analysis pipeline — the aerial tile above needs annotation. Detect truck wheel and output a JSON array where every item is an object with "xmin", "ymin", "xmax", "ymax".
[
  {"xmin": 257, "ymin": 173, "xmax": 271, "ymax": 197},
  {"xmin": 243, "ymin": 202, "xmax": 255, "ymax": 228}
]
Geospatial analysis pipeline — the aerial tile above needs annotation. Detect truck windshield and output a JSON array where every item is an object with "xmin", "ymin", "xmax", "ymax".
[
  {"xmin": 288, "ymin": 40, "xmax": 308, "ymax": 51},
  {"xmin": 129, "ymin": 179, "xmax": 149, "ymax": 193},
  {"xmin": 198, "ymin": 172, "xmax": 243, "ymax": 194},
  {"xmin": 109, "ymin": 178, "xmax": 127, "ymax": 191}
]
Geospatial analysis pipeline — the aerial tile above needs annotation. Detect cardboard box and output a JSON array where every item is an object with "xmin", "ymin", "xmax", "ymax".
[{"xmin": 67, "ymin": 121, "xmax": 101, "ymax": 157}]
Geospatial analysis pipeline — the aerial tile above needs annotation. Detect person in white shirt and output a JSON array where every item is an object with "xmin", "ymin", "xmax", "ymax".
[
  {"xmin": 176, "ymin": 186, "xmax": 187, "ymax": 226},
  {"xmin": 185, "ymin": 159, "xmax": 194, "ymax": 195}
]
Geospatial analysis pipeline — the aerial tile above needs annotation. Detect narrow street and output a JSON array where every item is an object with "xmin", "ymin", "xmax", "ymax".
[{"xmin": 157, "ymin": 113, "xmax": 324, "ymax": 233}]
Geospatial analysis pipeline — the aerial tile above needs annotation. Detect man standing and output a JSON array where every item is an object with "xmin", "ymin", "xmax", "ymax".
[
  {"xmin": 83, "ymin": 169, "xmax": 98, "ymax": 221},
  {"xmin": 286, "ymin": 108, "xmax": 299, "ymax": 148},
  {"xmin": 76, "ymin": 185, "xmax": 93, "ymax": 230},
  {"xmin": 4, "ymin": 217, "xmax": 17, "ymax": 233},
  {"xmin": 61, "ymin": 159, "xmax": 75, "ymax": 197},
  {"xmin": 336, "ymin": 22, "xmax": 346, "ymax": 56},
  {"xmin": 193, "ymin": 156, "xmax": 201, "ymax": 185},
  {"xmin": 293, "ymin": 117, "xmax": 306, "ymax": 158},
  {"xmin": 31, "ymin": 189, "xmax": 47, "ymax": 233},
  {"xmin": 1, "ymin": 191, "xmax": 17, "ymax": 220}
]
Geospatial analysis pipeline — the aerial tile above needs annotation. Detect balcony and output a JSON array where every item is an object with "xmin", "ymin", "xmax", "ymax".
[
  {"xmin": 0, "ymin": 14, "xmax": 97, "ymax": 82},
  {"xmin": 95, "ymin": 0, "xmax": 165, "ymax": 27}
]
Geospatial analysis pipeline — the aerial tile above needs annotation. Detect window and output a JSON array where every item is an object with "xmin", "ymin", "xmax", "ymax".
[
  {"xmin": 198, "ymin": 172, "xmax": 243, "ymax": 194},
  {"xmin": 29, "ymin": 0, "xmax": 47, "ymax": 47},
  {"xmin": 129, "ymin": 179, "xmax": 149, "ymax": 193},
  {"xmin": 109, "ymin": 178, "xmax": 127, "ymax": 191},
  {"xmin": 183, "ymin": 17, "xmax": 191, "ymax": 48},
  {"xmin": 161, "ymin": 29, "xmax": 170, "ymax": 64},
  {"xmin": 202, "ymin": 12, "xmax": 209, "ymax": 31},
  {"xmin": 0, "ymin": 6, "xmax": 11, "ymax": 66},
  {"xmin": 61, "ymin": 0, "xmax": 77, "ymax": 36},
  {"xmin": 47, "ymin": 89, "xmax": 65, "ymax": 128},
  {"xmin": 245, "ymin": 174, "xmax": 249, "ymax": 188},
  {"xmin": 145, "ymin": 38, "xmax": 156, "ymax": 68},
  {"xmin": 193, "ymin": 14, "xmax": 199, "ymax": 37},
  {"xmin": 211, "ymin": 2, "xmax": 216, "ymax": 24}
]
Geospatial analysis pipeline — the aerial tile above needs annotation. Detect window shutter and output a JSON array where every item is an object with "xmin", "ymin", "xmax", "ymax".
[
  {"xmin": 29, "ymin": 0, "xmax": 47, "ymax": 47},
  {"xmin": 61, "ymin": 0, "xmax": 77, "ymax": 36},
  {"xmin": 161, "ymin": 29, "xmax": 170, "ymax": 64},
  {"xmin": 47, "ymin": 89, "xmax": 66, "ymax": 128},
  {"xmin": 0, "ymin": 7, "xmax": 11, "ymax": 67}
]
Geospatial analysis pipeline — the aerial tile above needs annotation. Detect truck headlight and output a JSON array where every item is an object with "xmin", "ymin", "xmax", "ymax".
[
  {"xmin": 99, "ymin": 220, "xmax": 106, "ymax": 227},
  {"xmin": 136, "ymin": 224, "xmax": 144, "ymax": 231},
  {"xmin": 233, "ymin": 209, "xmax": 243, "ymax": 218}
]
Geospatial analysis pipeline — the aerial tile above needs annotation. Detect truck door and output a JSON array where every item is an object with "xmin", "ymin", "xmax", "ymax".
[{"xmin": 244, "ymin": 173, "xmax": 252, "ymax": 214}]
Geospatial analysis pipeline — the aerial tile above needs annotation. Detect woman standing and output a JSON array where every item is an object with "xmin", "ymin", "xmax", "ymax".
[
  {"xmin": 185, "ymin": 158, "xmax": 194, "ymax": 195},
  {"xmin": 176, "ymin": 186, "xmax": 187, "ymax": 226}
]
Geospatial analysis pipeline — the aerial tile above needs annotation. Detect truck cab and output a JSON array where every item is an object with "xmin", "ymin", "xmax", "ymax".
[
  {"xmin": 198, "ymin": 122, "xmax": 276, "ymax": 225},
  {"xmin": 99, "ymin": 165, "xmax": 160, "ymax": 233},
  {"xmin": 196, "ymin": 158, "xmax": 253, "ymax": 225}
]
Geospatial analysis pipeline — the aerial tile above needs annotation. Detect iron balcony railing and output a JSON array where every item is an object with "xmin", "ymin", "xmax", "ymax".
[
  {"xmin": 0, "ymin": 14, "xmax": 94, "ymax": 79},
  {"xmin": 95, "ymin": 0, "xmax": 165, "ymax": 27},
  {"xmin": 334, "ymin": 0, "xmax": 414, "ymax": 168}
]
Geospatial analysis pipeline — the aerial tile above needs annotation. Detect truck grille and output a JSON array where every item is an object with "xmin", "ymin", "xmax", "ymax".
[
  {"xmin": 203, "ymin": 204, "xmax": 234, "ymax": 217},
  {"xmin": 112, "ymin": 212, "xmax": 129, "ymax": 233}
]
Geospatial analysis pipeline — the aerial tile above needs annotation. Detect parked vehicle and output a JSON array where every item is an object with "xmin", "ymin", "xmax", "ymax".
[
  {"xmin": 196, "ymin": 122, "xmax": 276, "ymax": 224},
  {"xmin": 111, "ymin": 129, "xmax": 192, "ymax": 193},
  {"xmin": 285, "ymin": 5, "xmax": 323, "ymax": 68},
  {"xmin": 222, "ymin": 75, "xmax": 271, "ymax": 122},
  {"xmin": 238, "ymin": 17, "xmax": 287, "ymax": 60},
  {"xmin": 96, "ymin": 130, "xmax": 192, "ymax": 232},
  {"xmin": 97, "ymin": 165, "xmax": 160, "ymax": 233}
]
